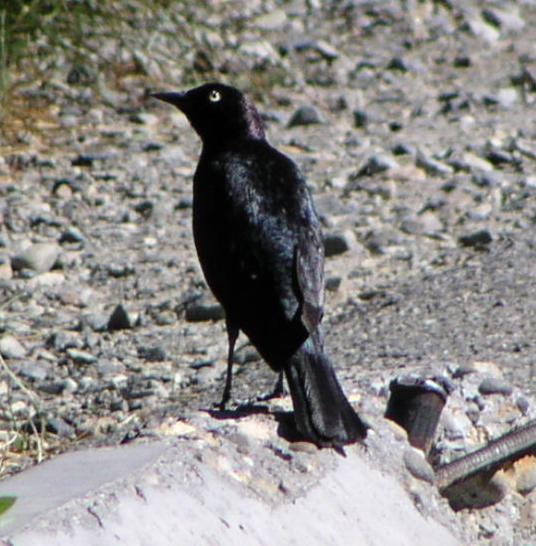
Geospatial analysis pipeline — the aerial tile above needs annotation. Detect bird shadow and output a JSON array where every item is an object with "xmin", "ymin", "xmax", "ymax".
[
  {"xmin": 205, "ymin": 403, "xmax": 271, "ymax": 420},
  {"xmin": 204, "ymin": 404, "xmax": 307, "ymax": 443},
  {"xmin": 273, "ymin": 410, "xmax": 310, "ymax": 444}
]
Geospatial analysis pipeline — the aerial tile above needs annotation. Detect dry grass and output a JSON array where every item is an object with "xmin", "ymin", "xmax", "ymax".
[
  {"xmin": 0, "ymin": 353, "xmax": 45, "ymax": 478},
  {"xmin": 0, "ymin": 0, "xmax": 176, "ymax": 145}
]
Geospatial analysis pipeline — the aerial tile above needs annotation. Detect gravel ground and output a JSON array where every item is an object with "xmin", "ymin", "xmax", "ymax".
[{"xmin": 1, "ymin": 1, "xmax": 536, "ymax": 543}]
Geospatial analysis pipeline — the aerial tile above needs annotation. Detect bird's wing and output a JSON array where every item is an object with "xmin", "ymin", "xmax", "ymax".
[
  {"xmin": 296, "ymin": 209, "xmax": 325, "ymax": 335},
  {"xmin": 251, "ymin": 151, "xmax": 326, "ymax": 335},
  {"xmin": 216, "ymin": 145, "xmax": 325, "ymax": 334}
]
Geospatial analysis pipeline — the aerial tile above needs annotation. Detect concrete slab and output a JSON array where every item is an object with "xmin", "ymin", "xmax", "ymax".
[
  {"xmin": 0, "ymin": 441, "xmax": 166, "ymax": 541},
  {"xmin": 0, "ymin": 440, "xmax": 461, "ymax": 546}
]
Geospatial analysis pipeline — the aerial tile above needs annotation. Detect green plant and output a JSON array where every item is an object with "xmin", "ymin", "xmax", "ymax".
[
  {"xmin": 0, "ymin": 496, "xmax": 16, "ymax": 517},
  {"xmin": 0, "ymin": 10, "xmax": 7, "ymax": 105}
]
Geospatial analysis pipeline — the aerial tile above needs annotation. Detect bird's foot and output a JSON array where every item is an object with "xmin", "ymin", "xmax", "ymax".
[
  {"xmin": 257, "ymin": 373, "xmax": 285, "ymax": 402},
  {"xmin": 216, "ymin": 389, "xmax": 231, "ymax": 411}
]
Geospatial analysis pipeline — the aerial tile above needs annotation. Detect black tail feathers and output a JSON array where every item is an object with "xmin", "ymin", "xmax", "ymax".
[{"xmin": 283, "ymin": 338, "xmax": 368, "ymax": 447}]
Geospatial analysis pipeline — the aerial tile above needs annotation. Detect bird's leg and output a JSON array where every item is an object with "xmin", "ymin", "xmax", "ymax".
[
  {"xmin": 219, "ymin": 323, "xmax": 239, "ymax": 410},
  {"xmin": 271, "ymin": 371, "xmax": 285, "ymax": 397},
  {"xmin": 257, "ymin": 371, "xmax": 285, "ymax": 402}
]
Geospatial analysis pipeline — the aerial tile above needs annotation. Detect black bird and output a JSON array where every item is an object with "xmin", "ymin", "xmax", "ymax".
[{"xmin": 152, "ymin": 83, "xmax": 367, "ymax": 446}]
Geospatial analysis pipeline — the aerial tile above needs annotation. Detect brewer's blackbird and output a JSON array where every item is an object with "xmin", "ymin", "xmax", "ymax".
[{"xmin": 152, "ymin": 83, "xmax": 367, "ymax": 447}]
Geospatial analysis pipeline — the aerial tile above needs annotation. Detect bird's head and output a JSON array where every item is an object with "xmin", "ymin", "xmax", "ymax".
[{"xmin": 152, "ymin": 83, "xmax": 265, "ymax": 146}]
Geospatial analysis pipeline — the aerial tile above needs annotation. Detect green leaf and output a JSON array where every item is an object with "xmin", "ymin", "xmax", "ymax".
[{"xmin": 0, "ymin": 497, "xmax": 16, "ymax": 517}]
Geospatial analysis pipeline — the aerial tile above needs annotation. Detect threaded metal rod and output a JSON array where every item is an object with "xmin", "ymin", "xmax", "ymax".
[{"xmin": 435, "ymin": 418, "xmax": 536, "ymax": 490}]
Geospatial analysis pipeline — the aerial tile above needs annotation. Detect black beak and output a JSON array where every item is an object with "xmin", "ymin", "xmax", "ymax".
[{"xmin": 151, "ymin": 92, "xmax": 187, "ymax": 109}]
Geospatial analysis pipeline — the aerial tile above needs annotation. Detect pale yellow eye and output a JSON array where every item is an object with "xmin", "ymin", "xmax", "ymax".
[{"xmin": 208, "ymin": 90, "xmax": 221, "ymax": 102}]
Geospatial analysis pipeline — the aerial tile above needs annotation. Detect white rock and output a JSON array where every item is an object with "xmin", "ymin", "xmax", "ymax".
[
  {"xmin": 0, "ymin": 335, "xmax": 27, "ymax": 359},
  {"xmin": 12, "ymin": 243, "xmax": 61, "ymax": 273}
]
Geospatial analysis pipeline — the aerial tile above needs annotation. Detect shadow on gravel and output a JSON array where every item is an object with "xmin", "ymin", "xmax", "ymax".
[
  {"xmin": 205, "ymin": 406, "xmax": 306, "ymax": 444},
  {"xmin": 273, "ymin": 411, "xmax": 315, "ymax": 444},
  {"xmin": 205, "ymin": 404, "xmax": 272, "ymax": 419}
]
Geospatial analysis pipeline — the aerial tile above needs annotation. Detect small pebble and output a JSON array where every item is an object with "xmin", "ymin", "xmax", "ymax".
[
  {"xmin": 325, "ymin": 276, "xmax": 342, "ymax": 292},
  {"xmin": 111, "ymin": 374, "xmax": 128, "ymax": 390},
  {"xmin": 465, "ymin": 17, "xmax": 500, "ymax": 43},
  {"xmin": 46, "ymin": 418, "xmax": 76, "ymax": 438},
  {"xmin": 359, "ymin": 154, "xmax": 399, "ymax": 176},
  {"xmin": 11, "ymin": 243, "xmax": 61, "ymax": 273},
  {"xmin": 323, "ymin": 230, "xmax": 356, "ymax": 257},
  {"xmin": 143, "ymin": 142, "xmax": 164, "ymax": 152},
  {"xmin": 515, "ymin": 456, "xmax": 536, "ymax": 495},
  {"xmin": 253, "ymin": 9, "xmax": 287, "ymax": 30},
  {"xmin": 416, "ymin": 151, "xmax": 453, "ymax": 176},
  {"xmin": 194, "ymin": 364, "xmax": 221, "ymax": 386},
  {"xmin": 353, "ymin": 109, "xmax": 369, "ymax": 128},
  {"xmin": 71, "ymin": 152, "xmax": 114, "ymax": 166},
  {"xmin": 38, "ymin": 382, "xmax": 65, "ymax": 395},
  {"xmin": 289, "ymin": 441, "xmax": 318, "ymax": 454},
  {"xmin": 458, "ymin": 152, "xmax": 494, "ymax": 173},
  {"xmin": 62, "ymin": 378, "xmax": 78, "ymax": 394},
  {"xmin": 185, "ymin": 302, "xmax": 225, "ymax": 322},
  {"xmin": 0, "ymin": 335, "xmax": 27, "ymax": 359},
  {"xmin": 495, "ymin": 88, "xmax": 518, "ymax": 109},
  {"xmin": 129, "ymin": 112, "xmax": 158, "ymax": 125},
  {"xmin": 472, "ymin": 171, "xmax": 501, "ymax": 188},
  {"xmin": 516, "ymin": 397, "xmax": 530, "ymax": 415},
  {"xmin": 80, "ymin": 312, "xmax": 109, "ymax": 332},
  {"xmin": 49, "ymin": 331, "xmax": 82, "ymax": 352},
  {"xmin": 16, "ymin": 361, "xmax": 49, "ymax": 382},
  {"xmin": 53, "ymin": 179, "xmax": 75, "ymax": 198},
  {"xmin": 313, "ymin": 40, "xmax": 340, "ymax": 61},
  {"xmin": 287, "ymin": 106, "xmax": 323, "ymax": 127},
  {"xmin": 403, "ymin": 447, "xmax": 435, "ymax": 484},
  {"xmin": 458, "ymin": 229, "xmax": 493, "ymax": 249},
  {"xmin": 138, "ymin": 346, "xmax": 167, "ymax": 362},
  {"xmin": 27, "ymin": 271, "xmax": 65, "ymax": 288},
  {"xmin": 108, "ymin": 304, "xmax": 133, "ymax": 332},
  {"xmin": 66, "ymin": 348, "xmax": 97, "ymax": 364},
  {"xmin": 485, "ymin": 147, "xmax": 516, "ymax": 166},
  {"xmin": 176, "ymin": 197, "xmax": 193, "ymax": 210},
  {"xmin": 478, "ymin": 377, "xmax": 513, "ymax": 396},
  {"xmin": 59, "ymin": 227, "xmax": 85, "ymax": 245},
  {"xmin": 482, "ymin": 7, "xmax": 525, "ymax": 32},
  {"xmin": 154, "ymin": 311, "xmax": 176, "ymax": 326}
]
